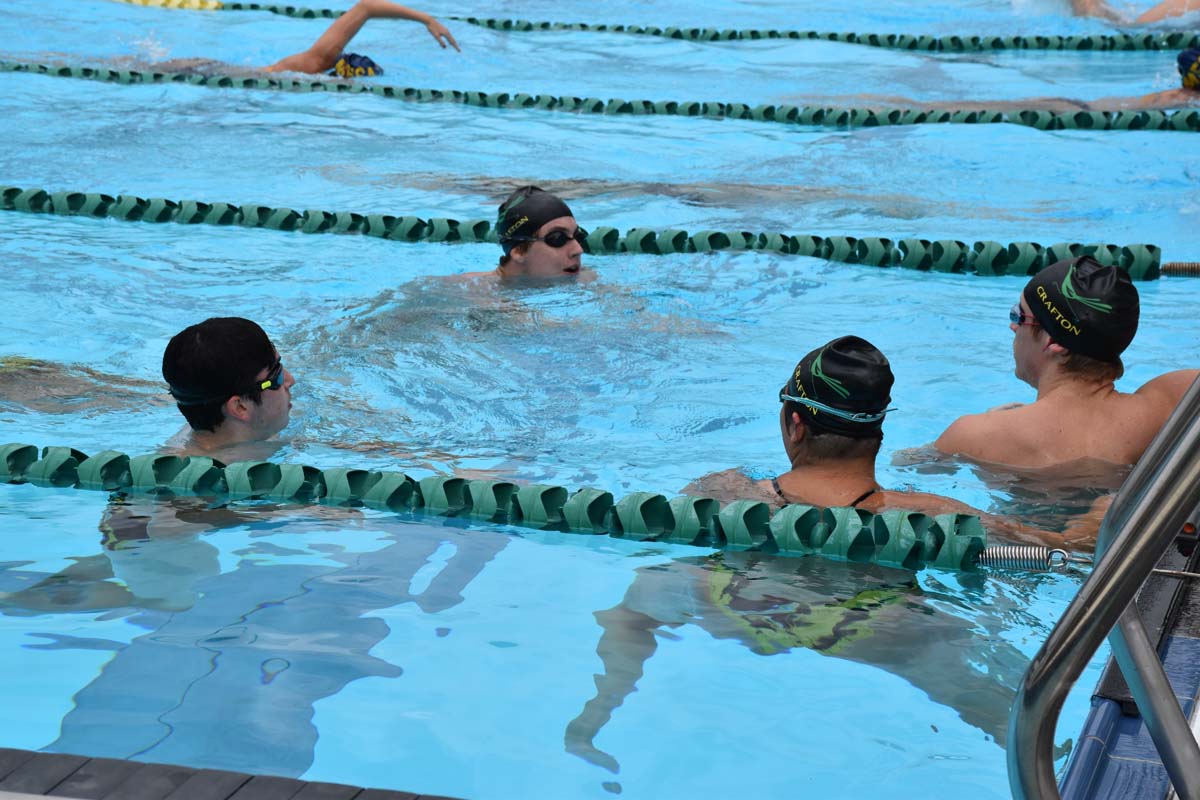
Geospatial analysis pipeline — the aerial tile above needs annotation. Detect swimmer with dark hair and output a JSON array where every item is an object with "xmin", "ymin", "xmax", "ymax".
[
  {"xmin": 685, "ymin": 336, "xmax": 1091, "ymax": 547},
  {"xmin": 492, "ymin": 185, "xmax": 588, "ymax": 281},
  {"xmin": 154, "ymin": 0, "xmax": 459, "ymax": 77},
  {"xmin": 163, "ymin": 316, "xmax": 297, "ymax": 457},
  {"xmin": 935, "ymin": 257, "xmax": 1198, "ymax": 469}
]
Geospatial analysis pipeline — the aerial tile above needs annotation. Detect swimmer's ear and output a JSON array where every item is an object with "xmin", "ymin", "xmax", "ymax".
[
  {"xmin": 1043, "ymin": 341, "xmax": 1071, "ymax": 358},
  {"xmin": 223, "ymin": 394, "xmax": 256, "ymax": 423},
  {"xmin": 788, "ymin": 411, "xmax": 807, "ymax": 443}
]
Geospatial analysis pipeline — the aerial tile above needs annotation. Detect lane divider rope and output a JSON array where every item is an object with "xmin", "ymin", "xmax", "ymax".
[
  {"xmin": 5, "ymin": 58, "xmax": 1200, "ymax": 139},
  {"xmin": 111, "ymin": 0, "xmax": 1200, "ymax": 53},
  {"xmin": 0, "ymin": 441, "xmax": 988, "ymax": 572},
  {"xmin": 0, "ymin": 184, "xmax": 1166, "ymax": 279}
]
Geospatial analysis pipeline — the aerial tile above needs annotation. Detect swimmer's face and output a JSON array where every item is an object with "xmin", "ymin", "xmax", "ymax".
[
  {"xmin": 509, "ymin": 216, "xmax": 585, "ymax": 278},
  {"xmin": 246, "ymin": 349, "xmax": 296, "ymax": 439},
  {"xmin": 1011, "ymin": 297, "xmax": 1043, "ymax": 388}
]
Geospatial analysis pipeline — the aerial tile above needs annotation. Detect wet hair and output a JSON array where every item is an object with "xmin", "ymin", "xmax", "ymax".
[
  {"xmin": 783, "ymin": 399, "xmax": 884, "ymax": 461},
  {"xmin": 162, "ymin": 317, "xmax": 275, "ymax": 432},
  {"xmin": 1060, "ymin": 351, "xmax": 1124, "ymax": 382},
  {"xmin": 499, "ymin": 240, "xmax": 532, "ymax": 268}
]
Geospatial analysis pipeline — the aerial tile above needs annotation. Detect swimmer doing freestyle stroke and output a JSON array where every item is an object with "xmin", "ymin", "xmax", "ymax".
[{"xmin": 154, "ymin": 0, "xmax": 458, "ymax": 78}]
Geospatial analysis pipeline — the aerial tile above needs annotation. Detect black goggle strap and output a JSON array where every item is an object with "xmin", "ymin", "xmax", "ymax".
[{"xmin": 168, "ymin": 361, "xmax": 282, "ymax": 406}]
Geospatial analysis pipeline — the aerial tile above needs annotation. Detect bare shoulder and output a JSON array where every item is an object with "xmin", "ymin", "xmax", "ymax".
[
  {"xmin": 1135, "ymin": 369, "xmax": 1199, "ymax": 405},
  {"xmin": 681, "ymin": 469, "xmax": 775, "ymax": 505},
  {"xmin": 934, "ymin": 406, "xmax": 1024, "ymax": 455},
  {"xmin": 865, "ymin": 489, "xmax": 976, "ymax": 517}
]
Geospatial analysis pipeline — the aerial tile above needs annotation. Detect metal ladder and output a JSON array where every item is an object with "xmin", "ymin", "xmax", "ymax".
[{"xmin": 1009, "ymin": 375, "xmax": 1200, "ymax": 799}]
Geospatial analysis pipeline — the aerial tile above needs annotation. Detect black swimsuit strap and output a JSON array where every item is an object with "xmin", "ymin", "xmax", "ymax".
[
  {"xmin": 847, "ymin": 487, "xmax": 879, "ymax": 508},
  {"xmin": 773, "ymin": 477, "xmax": 878, "ymax": 508}
]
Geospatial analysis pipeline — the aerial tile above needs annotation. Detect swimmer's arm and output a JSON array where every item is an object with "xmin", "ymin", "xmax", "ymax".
[
  {"xmin": 1069, "ymin": 0, "xmax": 1127, "ymax": 21},
  {"xmin": 359, "ymin": 0, "xmax": 460, "ymax": 51},
  {"xmin": 1090, "ymin": 89, "xmax": 1198, "ymax": 110},
  {"xmin": 1135, "ymin": 0, "xmax": 1199, "ymax": 23},
  {"xmin": 873, "ymin": 490, "xmax": 1085, "ymax": 549},
  {"xmin": 266, "ymin": 0, "xmax": 458, "ymax": 74}
]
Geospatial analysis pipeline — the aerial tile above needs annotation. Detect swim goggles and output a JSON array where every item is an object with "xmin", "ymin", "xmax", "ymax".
[
  {"xmin": 254, "ymin": 359, "xmax": 286, "ymax": 392},
  {"xmin": 778, "ymin": 392, "xmax": 895, "ymax": 423},
  {"xmin": 506, "ymin": 228, "xmax": 588, "ymax": 248},
  {"xmin": 168, "ymin": 359, "xmax": 285, "ymax": 406},
  {"xmin": 1009, "ymin": 302, "xmax": 1039, "ymax": 327}
]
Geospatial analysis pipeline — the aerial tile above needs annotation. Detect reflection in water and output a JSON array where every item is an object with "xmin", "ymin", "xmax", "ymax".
[
  {"xmin": 565, "ymin": 552, "xmax": 1030, "ymax": 774},
  {"xmin": 0, "ymin": 498, "xmax": 507, "ymax": 776}
]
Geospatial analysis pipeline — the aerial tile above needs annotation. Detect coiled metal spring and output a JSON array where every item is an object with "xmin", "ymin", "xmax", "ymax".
[
  {"xmin": 977, "ymin": 545, "xmax": 1073, "ymax": 571},
  {"xmin": 1162, "ymin": 262, "xmax": 1200, "ymax": 277}
]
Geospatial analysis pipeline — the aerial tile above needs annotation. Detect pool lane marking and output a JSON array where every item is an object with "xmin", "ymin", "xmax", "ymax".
[
  {"xmin": 0, "ymin": 183, "xmax": 1169, "ymax": 280},
  {"xmin": 3, "ymin": 58, "xmax": 1199, "ymax": 142}
]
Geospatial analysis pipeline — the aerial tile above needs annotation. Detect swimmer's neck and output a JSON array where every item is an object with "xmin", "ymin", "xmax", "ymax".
[
  {"xmin": 777, "ymin": 455, "xmax": 879, "ymax": 507},
  {"xmin": 1033, "ymin": 368, "xmax": 1117, "ymax": 402},
  {"xmin": 168, "ymin": 425, "xmax": 283, "ymax": 460}
]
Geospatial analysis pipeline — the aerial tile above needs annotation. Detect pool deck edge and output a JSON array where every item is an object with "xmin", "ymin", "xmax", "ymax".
[{"xmin": 0, "ymin": 749, "xmax": 465, "ymax": 800}]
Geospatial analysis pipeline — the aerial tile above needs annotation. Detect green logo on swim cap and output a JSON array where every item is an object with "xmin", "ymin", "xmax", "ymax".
[
  {"xmin": 811, "ymin": 347, "xmax": 850, "ymax": 399},
  {"xmin": 1061, "ymin": 262, "xmax": 1113, "ymax": 315}
]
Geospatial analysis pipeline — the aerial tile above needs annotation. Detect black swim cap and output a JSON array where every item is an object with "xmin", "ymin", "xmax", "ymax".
[
  {"xmin": 496, "ymin": 186, "xmax": 573, "ymax": 256},
  {"xmin": 163, "ymin": 317, "xmax": 276, "ymax": 406},
  {"xmin": 1022, "ymin": 256, "xmax": 1139, "ymax": 363},
  {"xmin": 783, "ymin": 336, "xmax": 895, "ymax": 438},
  {"xmin": 1179, "ymin": 49, "xmax": 1200, "ymax": 90}
]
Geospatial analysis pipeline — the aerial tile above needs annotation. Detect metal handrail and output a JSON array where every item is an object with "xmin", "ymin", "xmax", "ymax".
[{"xmin": 1009, "ymin": 374, "xmax": 1200, "ymax": 800}]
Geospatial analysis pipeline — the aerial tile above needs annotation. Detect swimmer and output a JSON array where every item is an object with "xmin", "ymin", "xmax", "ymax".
[
  {"xmin": 934, "ymin": 256, "xmax": 1198, "ymax": 469},
  {"xmin": 487, "ymin": 185, "xmax": 588, "ymax": 282},
  {"xmin": 155, "ymin": 0, "xmax": 459, "ymax": 77},
  {"xmin": 162, "ymin": 316, "xmax": 297, "ymax": 458},
  {"xmin": 811, "ymin": 49, "xmax": 1200, "ymax": 112},
  {"xmin": 685, "ymin": 335, "xmax": 1094, "ymax": 546}
]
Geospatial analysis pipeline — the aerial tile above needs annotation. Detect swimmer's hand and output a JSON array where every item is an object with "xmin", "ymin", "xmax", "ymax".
[{"xmin": 426, "ymin": 19, "xmax": 461, "ymax": 52}]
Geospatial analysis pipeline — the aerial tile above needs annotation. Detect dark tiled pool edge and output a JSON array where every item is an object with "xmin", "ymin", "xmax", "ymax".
[{"xmin": 0, "ymin": 749, "xmax": 464, "ymax": 800}]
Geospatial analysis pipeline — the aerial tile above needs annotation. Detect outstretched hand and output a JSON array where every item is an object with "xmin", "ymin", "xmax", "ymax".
[{"xmin": 426, "ymin": 19, "xmax": 461, "ymax": 51}]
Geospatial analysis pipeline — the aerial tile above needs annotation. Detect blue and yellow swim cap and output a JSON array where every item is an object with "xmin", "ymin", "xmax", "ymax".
[
  {"xmin": 1179, "ymin": 49, "xmax": 1200, "ymax": 90},
  {"xmin": 330, "ymin": 53, "xmax": 383, "ymax": 79}
]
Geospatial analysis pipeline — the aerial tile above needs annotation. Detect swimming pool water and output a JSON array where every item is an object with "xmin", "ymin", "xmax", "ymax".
[
  {"xmin": 0, "ymin": 484, "xmax": 1105, "ymax": 799},
  {"xmin": 2, "ymin": 0, "xmax": 1199, "ymax": 797}
]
